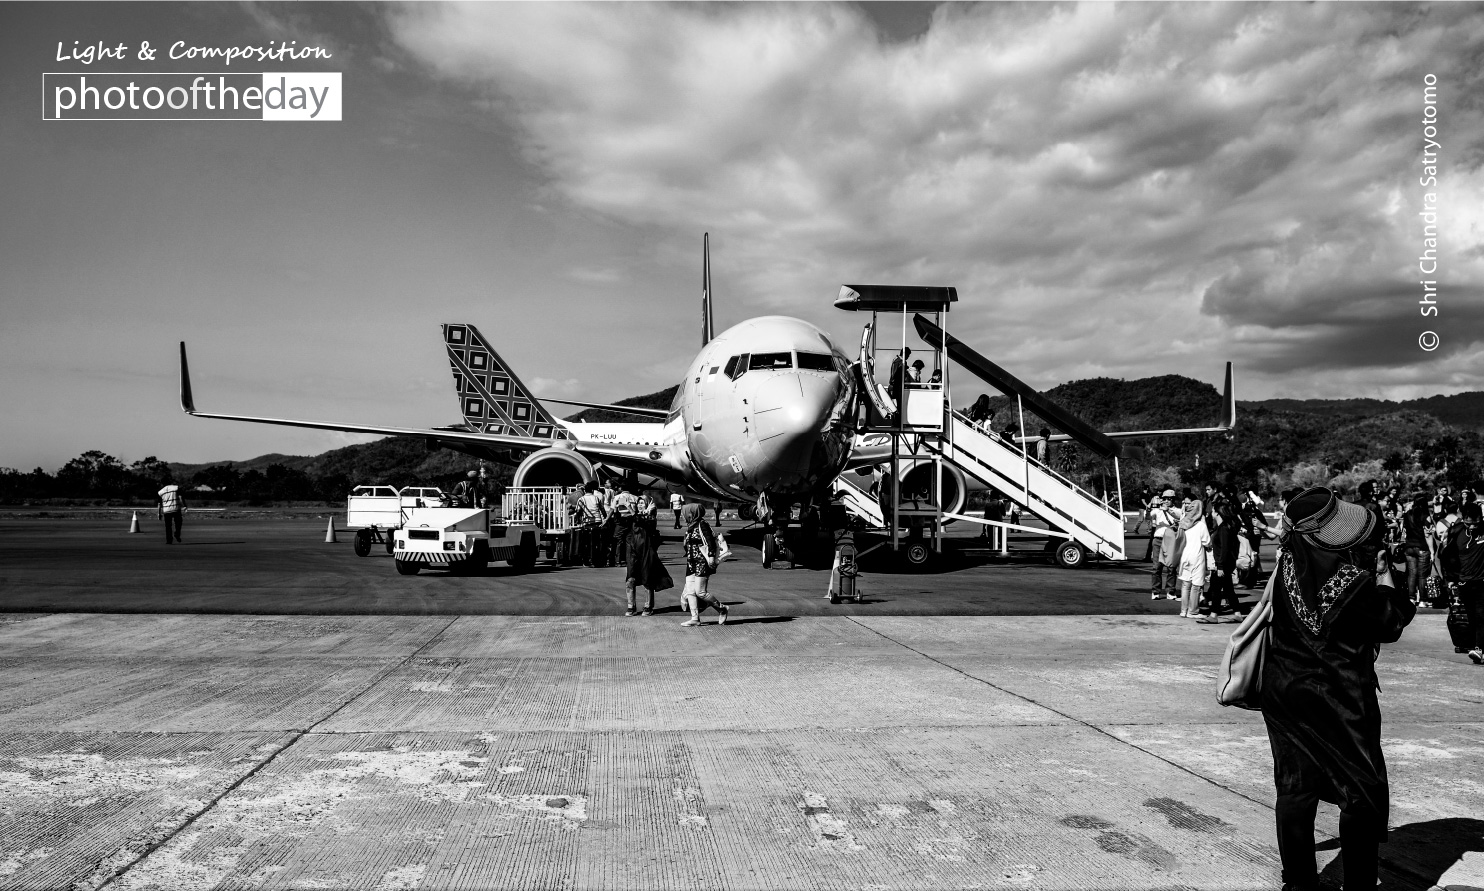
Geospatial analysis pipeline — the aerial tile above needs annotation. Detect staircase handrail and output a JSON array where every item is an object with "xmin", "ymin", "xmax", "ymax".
[{"xmin": 948, "ymin": 408, "xmax": 1120, "ymax": 519}]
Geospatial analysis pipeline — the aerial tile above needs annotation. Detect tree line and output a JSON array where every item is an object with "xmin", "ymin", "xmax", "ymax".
[{"xmin": 0, "ymin": 450, "xmax": 350, "ymax": 505}]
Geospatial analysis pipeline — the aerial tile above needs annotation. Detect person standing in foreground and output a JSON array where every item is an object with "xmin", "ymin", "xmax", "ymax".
[
  {"xmin": 1262, "ymin": 487, "xmax": 1415, "ymax": 891},
  {"xmin": 623, "ymin": 516, "xmax": 672, "ymax": 617},
  {"xmin": 679, "ymin": 503, "xmax": 728, "ymax": 626},
  {"xmin": 156, "ymin": 482, "xmax": 184, "ymax": 544},
  {"xmin": 1440, "ymin": 501, "xmax": 1484, "ymax": 664}
]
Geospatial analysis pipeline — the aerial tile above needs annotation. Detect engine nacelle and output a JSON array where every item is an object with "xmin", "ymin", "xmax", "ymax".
[
  {"xmin": 513, "ymin": 447, "xmax": 596, "ymax": 489},
  {"xmin": 877, "ymin": 458, "xmax": 968, "ymax": 518}
]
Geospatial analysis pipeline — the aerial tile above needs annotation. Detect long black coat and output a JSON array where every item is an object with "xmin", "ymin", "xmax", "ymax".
[
  {"xmin": 625, "ymin": 523, "xmax": 673, "ymax": 592},
  {"xmin": 1260, "ymin": 548, "xmax": 1415, "ymax": 836}
]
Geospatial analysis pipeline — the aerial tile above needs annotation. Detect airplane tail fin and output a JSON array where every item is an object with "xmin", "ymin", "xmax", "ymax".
[
  {"xmin": 442, "ymin": 324, "xmax": 567, "ymax": 440},
  {"xmin": 701, "ymin": 232, "xmax": 714, "ymax": 347}
]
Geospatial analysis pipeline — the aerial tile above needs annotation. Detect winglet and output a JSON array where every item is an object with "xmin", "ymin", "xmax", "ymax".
[
  {"xmin": 1219, "ymin": 361, "xmax": 1236, "ymax": 430},
  {"xmin": 179, "ymin": 342, "xmax": 196, "ymax": 413}
]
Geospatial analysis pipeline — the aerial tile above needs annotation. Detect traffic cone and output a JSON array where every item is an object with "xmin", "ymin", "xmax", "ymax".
[
  {"xmin": 324, "ymin": 516, "xmax": 338, "ymax": 543},
  {"xmin": 128, "ymin": 511, "xmax": 141, "ymax": 534}
]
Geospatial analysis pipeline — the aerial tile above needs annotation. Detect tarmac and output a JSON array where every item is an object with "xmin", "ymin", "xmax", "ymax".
[{"xmin": 1, "ymin": 516, "xmax": 1482, "ymax": 890}]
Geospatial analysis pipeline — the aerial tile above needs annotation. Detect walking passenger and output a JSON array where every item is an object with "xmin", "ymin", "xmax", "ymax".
[
  {"xmin": 679, "ymin": 503, "xmax": 729, "ymax": 626},
  {"xmin": 967, "ymin": 394, "xmax": 992, "ymax": 432},
  {"xmin": 1261, "ymin": 487, "xmax": 1414, "ymax": 891}
]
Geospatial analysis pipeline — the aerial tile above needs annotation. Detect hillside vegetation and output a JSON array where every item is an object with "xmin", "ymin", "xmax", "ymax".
[{"xmin": 6, "ymin": 377, "xmax": 1479, "ymax": 505}]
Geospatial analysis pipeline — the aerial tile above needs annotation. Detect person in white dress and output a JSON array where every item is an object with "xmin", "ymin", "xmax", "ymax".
[{"xmin": 1177, "ymin": 495, "xmax": 1212, "ymax": 618}]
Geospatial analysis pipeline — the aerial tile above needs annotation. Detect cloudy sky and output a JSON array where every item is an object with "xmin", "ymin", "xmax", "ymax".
[{"xmin": 3, "ymin": 2, "xmax": 1482, "ymax": 470}]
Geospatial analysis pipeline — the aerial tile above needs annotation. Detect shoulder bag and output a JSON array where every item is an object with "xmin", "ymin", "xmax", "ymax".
[{"xmin": 1216, "ymin": 565, "xmax": 1275, "ymax": 709}]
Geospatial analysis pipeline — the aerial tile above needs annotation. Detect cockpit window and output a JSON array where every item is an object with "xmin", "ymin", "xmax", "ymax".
[
  {"xmin": 748, "ymin": 352, "xmax": 793, "ymax": 371},
  {"xmin": 727, "ymin": 354, "xmax": 749, "ymax": 380},
  {"xmin": 723, "ymin": 355, "xmax": 739, "ymax": 378},
  {"xmin": 796, "ymin": 352, "xmax": 835, "ymax": 372}
]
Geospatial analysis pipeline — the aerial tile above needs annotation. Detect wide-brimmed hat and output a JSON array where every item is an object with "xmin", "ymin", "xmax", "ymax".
[{"xmin": 1284, "ymin": 486, "xmax": 1375, "ymax": 550}]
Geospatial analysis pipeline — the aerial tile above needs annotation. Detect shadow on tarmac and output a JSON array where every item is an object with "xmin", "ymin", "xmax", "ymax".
[{"xmin": 1317, "ymin": 818, "xmax": 1484, "ymax": 890}]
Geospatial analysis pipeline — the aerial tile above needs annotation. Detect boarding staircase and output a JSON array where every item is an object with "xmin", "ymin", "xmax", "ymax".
[
  {"xmin": 832, "ymin": 295, "xmax": 1128, "ymax": 565},
  {"xmin": 931, "ymin": 411, "xmax": 1125, "ymax": 559},
  {"xmin": 832, "ymin": 471, "xmax": 885, "ymax": 529}
]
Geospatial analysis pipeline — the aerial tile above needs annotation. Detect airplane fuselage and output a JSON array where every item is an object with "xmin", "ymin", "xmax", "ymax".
[{"xmin": 557, "ymin": 316, "xmax": 855, "ymax": 505}]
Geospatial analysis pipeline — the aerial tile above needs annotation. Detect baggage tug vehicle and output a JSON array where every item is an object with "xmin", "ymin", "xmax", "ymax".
[{"xmin": 392, "ymin": 506, "xmax": 540, "ymax": 575}]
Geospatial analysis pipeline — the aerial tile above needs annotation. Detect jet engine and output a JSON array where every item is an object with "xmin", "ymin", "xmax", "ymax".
[
  {"xmin": 876, "ymin": 458, "xmax": 967, "ymax": 518},
  {"xmin": 512, "ymin": 447, "xmax": 596, "ymax": 488}
]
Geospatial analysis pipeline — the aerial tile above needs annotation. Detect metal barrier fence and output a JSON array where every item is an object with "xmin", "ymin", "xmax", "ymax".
[{"xmin": 501, "ymin": 486, "xmax": 574, "ymax": 533}]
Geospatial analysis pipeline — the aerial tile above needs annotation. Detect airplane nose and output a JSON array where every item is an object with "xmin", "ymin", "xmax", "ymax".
[{"xmin": 751, "ymin": 373, "xmax": 839, "ymax": 475}]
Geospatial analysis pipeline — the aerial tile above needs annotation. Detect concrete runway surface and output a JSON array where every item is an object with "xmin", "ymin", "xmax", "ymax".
[{"xmin": 2, "ymin": 518, "xmax": 1482, "ymax": 890}]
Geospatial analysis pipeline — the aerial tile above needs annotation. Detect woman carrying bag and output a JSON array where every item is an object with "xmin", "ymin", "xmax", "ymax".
[{"xmin": 1258, "ymin": 487, "xmax": 1415, "ymax": 891}]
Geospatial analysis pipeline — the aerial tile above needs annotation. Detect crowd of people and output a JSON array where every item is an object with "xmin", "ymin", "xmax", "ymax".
[
  {"xmin": 556, "ymin": 481, "xmax": 729, "ymax": 626},
  {"xmin": 1131, "ymin": 479, "xmax": 1484, "ymax": 663}
]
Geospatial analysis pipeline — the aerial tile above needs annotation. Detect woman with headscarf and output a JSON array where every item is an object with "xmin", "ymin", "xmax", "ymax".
[
  {"xmin": 679, "ymin": 502, "xmax": 729, "ymax": 626},
  {"xmin": 624, "ymin": 514, "xmax": 672, "ymax": 617},
  {"xmin": 1261, "ymin": 487, "xmax": 1415, "ymax": 891},
  {"xmin": 1176, "ymin": 491, "xmax": 1210, "ymax": 618}
]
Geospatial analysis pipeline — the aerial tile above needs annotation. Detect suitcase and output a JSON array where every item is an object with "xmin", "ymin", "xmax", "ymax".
[{"xmin": 1447, "ymin": 586, "xmax": 1473, "ymax": 652}]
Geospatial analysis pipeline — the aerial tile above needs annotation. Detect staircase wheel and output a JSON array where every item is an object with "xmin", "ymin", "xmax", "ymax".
[
  {"xmin": 902, "ymin": 541, "xmax": 932, "ymax": 569},
  {"xmin": 1053, "ymin": 541, "xmax": 1087, "ymax": 569}
]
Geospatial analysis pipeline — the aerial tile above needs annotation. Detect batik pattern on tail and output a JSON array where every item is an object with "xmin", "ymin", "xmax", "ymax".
[{"xmin": 443, "ymin": 323, "xmax": 567, "ymax": 439}]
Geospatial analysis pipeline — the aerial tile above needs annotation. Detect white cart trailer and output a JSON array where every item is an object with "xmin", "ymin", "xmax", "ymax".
[
  {"xmin": 346, "ymin": 485, "xmax": 448, "ymax": 557},
  {"xmin": 392, "ymin": 507, "xmax": 541, "ymax": 576}
]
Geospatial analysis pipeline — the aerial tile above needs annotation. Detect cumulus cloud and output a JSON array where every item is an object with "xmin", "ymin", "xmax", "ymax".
[{"xmin": 390, "ymin": 3, "xmax": 1484, "ymax": 397}]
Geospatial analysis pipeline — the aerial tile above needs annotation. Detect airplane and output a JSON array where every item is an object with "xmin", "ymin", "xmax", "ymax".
[
  {"xmin": 178, "ymin": 235, "xmax": 1237, "ymax": 556},
  {"xmin": 179, "ymin": 235, "xmax": 859, "ymax": 517}
]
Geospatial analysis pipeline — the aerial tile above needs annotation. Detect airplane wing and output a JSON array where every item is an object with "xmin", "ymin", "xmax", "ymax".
[
  {"xmin": 538, "ymin": 397, "xmax": 670, "ymax": 419},
  {"xmin": 178, "ymin": 342, "xmax": 688, "ymax": 482}
]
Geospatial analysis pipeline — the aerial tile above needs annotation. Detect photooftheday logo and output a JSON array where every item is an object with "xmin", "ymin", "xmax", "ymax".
[{"xmin": 44, "ymin": 72, "xmax": 341, "ymax": 121}]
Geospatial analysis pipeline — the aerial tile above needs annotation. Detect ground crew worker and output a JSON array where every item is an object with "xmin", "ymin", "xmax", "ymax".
[
  {"xmin": 579, "ymin": 481, "xmax": 609, "ymax": 566},
  {"xmin": 156, "ymin": 481, "xmax": 184, "ymax": 544},
  {"xmin": 453, "ymin": 471, "xmax": 479, "ymax": 508},
  {"xmin": 670, "ymin": 491, "xmax": 684, "ymax": 529},
  {"xmin": 611, "ymin": 485, "xmax": 638, "ymax": 567}
]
